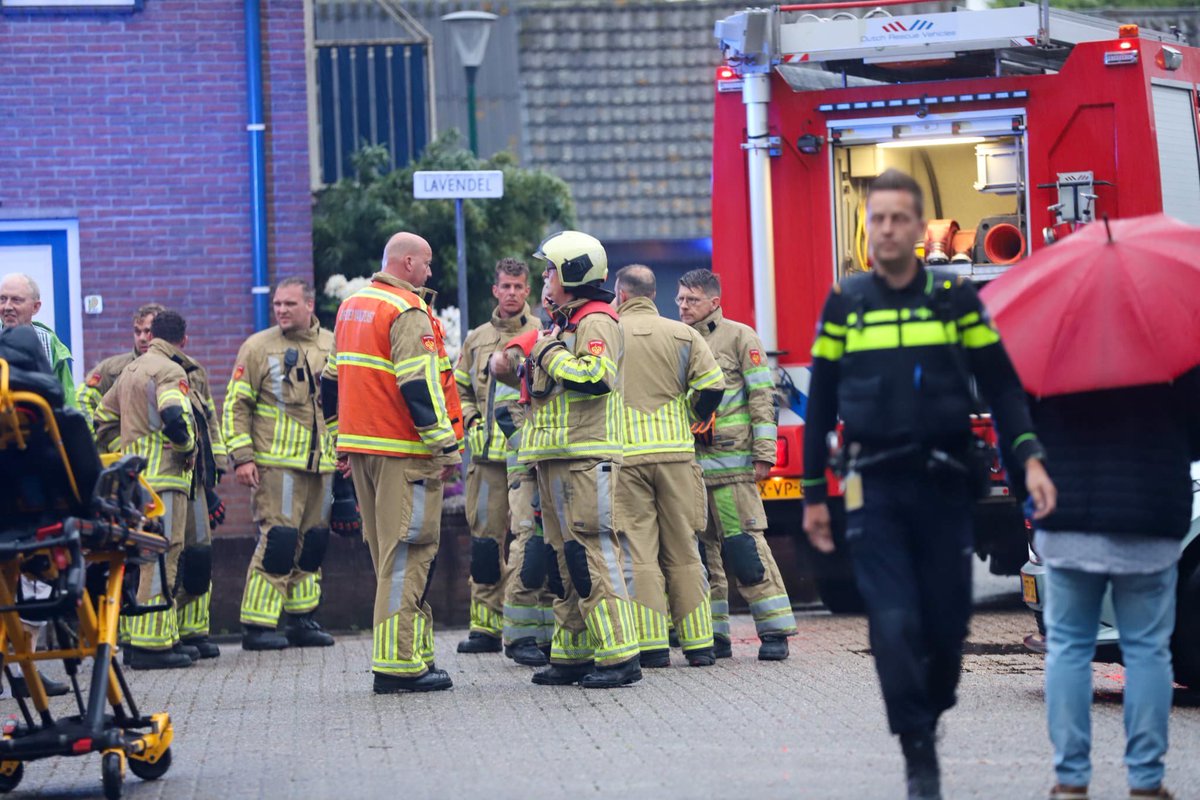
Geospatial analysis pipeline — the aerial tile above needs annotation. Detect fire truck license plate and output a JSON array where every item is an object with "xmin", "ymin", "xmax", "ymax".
[
  {"xmin": 1021, "ymin": 575, "xmax": 1039, "ymax": 605},
  {"xmin": 758, "ymin": 479, "xmax": 801, "ymax": 500}
]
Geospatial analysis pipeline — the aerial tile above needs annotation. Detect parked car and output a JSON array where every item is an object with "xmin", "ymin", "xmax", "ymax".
[{"xmin": 1020, "ymin": 467, "xmax": 1200, "ymax": 688}]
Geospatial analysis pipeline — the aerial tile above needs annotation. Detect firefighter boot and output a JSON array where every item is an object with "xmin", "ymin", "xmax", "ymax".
[
  {"xmin": 713, "ymin": 635, "xmax": 733, "ymax": 659},
  {"xmin": 126, "ymin": 646, "xmax": 194, "ymax": 671},
  {"xmin": 531, "ymin": 661, "xmax": 594, "ymax": 686},
  {"xmin": 758, "ymin": 634, "xmax": 790, "ymax": 661},
  {"xmin": 181, "ymin": 636, "xmax": 221, "ymax": 659},
  {"xmin": 505, "ymin": 637, "xmax": 549, "ymax": 667},
  {"xmin": 173, "ymin": 642, "xmax": 201, "ymax": 662},
  {"xmin": 457, "ymin": 631, "xmax": 502, "ymax": 653},
  {"xmin": 10, "ymin": 671, "xmax": 70, "ymax": 698},
  {"xmin": 686, "ymin": 647, "xmax": 716, "ymax": 667},
  {"xmin": 639, "ymin": 649, "xmax": 670, "ymax": 669},
  {"xmin": 373, "ymin": 668, "xmax": 453, "ymax": 694},
  {"xmin": 901, "ymin": 729, "xmax": 942, "ymax": 800},
  {"xmin": 285, "ymin": 612, "xmax": 335, "ymax": 647},
  {"xmin": 580, "ymin": 658, "xmax": 643, "ymax": 689},
  {"xmin": 242, "ymin": 625, "xmax": 289, "ymax": 651}
]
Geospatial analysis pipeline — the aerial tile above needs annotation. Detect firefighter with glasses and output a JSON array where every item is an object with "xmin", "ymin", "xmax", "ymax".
[{"xmin": 675, "ymin": 269, "xmax": 799, "ymax": 661}]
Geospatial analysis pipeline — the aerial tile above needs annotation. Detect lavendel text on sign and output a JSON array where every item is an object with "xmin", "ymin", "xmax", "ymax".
[{"xmin": 413, "ymin": 170, "xmax": 505, "ymax": 199}]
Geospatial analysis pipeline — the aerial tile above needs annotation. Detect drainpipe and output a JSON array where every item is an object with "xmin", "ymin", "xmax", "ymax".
[
  {"xmin": 245, "ymin": 0, "xmax": 270, "ymax": 331},
  {"xmin": 743, "ymin": 72, "xmax": 777, "ymax": 353}
]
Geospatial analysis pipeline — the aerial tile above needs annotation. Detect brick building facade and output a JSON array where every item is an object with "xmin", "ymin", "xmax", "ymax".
[{"xmin": 0, "ymin": 0, "xmax": 314, "ymax": 538}]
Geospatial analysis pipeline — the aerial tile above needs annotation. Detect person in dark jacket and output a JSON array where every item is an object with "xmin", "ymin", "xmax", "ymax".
[{"xmin": 1034, "ymin": 368, "xmax": 1200, "ymax": 800}]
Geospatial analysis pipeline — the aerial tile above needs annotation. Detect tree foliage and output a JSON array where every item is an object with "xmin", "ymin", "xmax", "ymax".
[{"xmin": 312, "ymin": 131, "xmax": 576, "ymax": 326}]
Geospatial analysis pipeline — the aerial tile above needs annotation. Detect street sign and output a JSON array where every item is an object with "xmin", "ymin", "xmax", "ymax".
[{"xmin": 413, "ymin": 170, "xmax": 504, "ymax": 199}]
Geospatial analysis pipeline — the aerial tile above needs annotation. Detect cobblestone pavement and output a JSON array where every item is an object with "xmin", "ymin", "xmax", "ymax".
[{"xmin": 8, "ymin": 606, "xmax": 1200, "ymax": 800}]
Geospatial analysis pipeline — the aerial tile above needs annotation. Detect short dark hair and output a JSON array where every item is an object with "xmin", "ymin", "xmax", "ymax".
[
  {"xmin": 133, "ymin": 303, "xmax": 165, "ymax": 324},
  {"xmin": 679, "ymin": 269, "xmax": 721, "ymax": 297},
  {"xmin": 615, "ymin": 264, "xmax": 655, "ymax": 299},
  {"xmin": 495, "ymin": 258, "xmax": 530, "ymax": 284},
  {"xmin": 867, "ymin": 168, "xmax": 925, "ymax": 219},
  {"xmin": 275, "ymin": 277, "xmax": 315, "ymax": 302},
  {"xmin": 150, "ymin": 309, "xmax": 187, "ymax": 345}
]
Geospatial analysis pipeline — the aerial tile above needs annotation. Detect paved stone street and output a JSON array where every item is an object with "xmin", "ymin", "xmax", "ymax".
[{"xmin": 9, "ymin": 601, "xmax": 1200, "ymax": 800}]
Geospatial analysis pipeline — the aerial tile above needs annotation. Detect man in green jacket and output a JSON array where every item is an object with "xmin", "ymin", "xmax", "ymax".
[{"xmin": 0, "ymin": 273, "xmax": 77, "ymax": 407}]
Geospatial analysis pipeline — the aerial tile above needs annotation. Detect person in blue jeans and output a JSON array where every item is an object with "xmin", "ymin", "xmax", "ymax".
[{"xmin": 1030, "ymin": 368, "xmax": 1200, "ymax": 800}]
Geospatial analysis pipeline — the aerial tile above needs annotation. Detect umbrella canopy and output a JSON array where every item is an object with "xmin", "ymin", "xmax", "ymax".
[{"xmin": 978, "ymin": 213, "xmax": 1200, "ymax": 397}]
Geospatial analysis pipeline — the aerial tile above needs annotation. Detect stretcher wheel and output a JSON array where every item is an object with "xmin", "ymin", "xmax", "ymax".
[
  {"xmin": 0, "ymin": 763, "xmax": 23, "ymax": 793},
  {"xmin": 101, "ymin": 751, "xmax": 124, "ymax": 800},
  {"xmin": 128, "ymin": 747, "xmax": 171, "ymax": 781}
]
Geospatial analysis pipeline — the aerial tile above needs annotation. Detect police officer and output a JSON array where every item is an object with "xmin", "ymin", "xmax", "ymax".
[
  {"xmin": 801, "ymin": 168, "xmax": 1057, "ymax": 800},
  {"xmin": 676, "ymin": 269, "xmax": 799, "ymax": 660},
  {"xmin": 490, "ymin": 231, "xmax": 641, "ymax": 689},
  {"xmin": 455, "ymin": 259, "xmax": 540, "ymax": 654},
  {"xmin": 322, "ymin": 232, "xmax": 462, "ymax": 694},
  {"xmin": 613, "ymin": 265, "xmax": 724, "ymax": 668},
  {"xmin": 79, "ymin": 303, "xmax": 165, "ymax": 427},
  {"xmin": 95, "ymin": 310, "xmax": 201, "ymax": 670},
  {"xmin": 225, "ymin": 278, "xmax": 341, "ymax": 651}
]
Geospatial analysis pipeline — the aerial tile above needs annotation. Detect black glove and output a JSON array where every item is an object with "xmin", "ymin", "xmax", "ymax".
[
  {"xmin": 205, "ymin": 487, "xmax": 226, "ymax": 530},
  {"xmin": 330, "ymin": 472, "xmax": 362, "ymax": 538},
  {"xmin": 691, "ymin": 412, "xmax": 716, "ymax": 447}
]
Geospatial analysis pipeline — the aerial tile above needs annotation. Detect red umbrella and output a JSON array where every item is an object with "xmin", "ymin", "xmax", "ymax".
[{"xmin": 979, "ymin": 213, "xmax": 1200, "ymax": 397}]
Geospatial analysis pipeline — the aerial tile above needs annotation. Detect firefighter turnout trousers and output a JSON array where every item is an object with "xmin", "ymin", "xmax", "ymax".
[
  {"xmin": 538, "ymin": 459, "xmax": 639, "ymax": 668},
  {"xmin": 240, "ymin": 467, "xmax": 333, "ymax": 628},
  {"xmin": 464, "ymin": 461, "xmax": 509, "ymax": 639},
  {"xmin": 126, "ymin": 490, "xmax": 188, "ymax": 651},
  {"xmin": 501, "ymin": 469, "xmax": 554, "ymax": 648},
  {"xmin": 617, "ymin": 461, "xmax": 713, "ymax": 654},
  {"xmin": 700, "ymin": 481, "xmax": 797, "ymax": 642},
  {"xmin": 350, "ymin": 453, "xmax": 444, "ymax": 677},
  {"xmin": 177, "ymin": 488, "xmax": 214, "ymax": 639}
]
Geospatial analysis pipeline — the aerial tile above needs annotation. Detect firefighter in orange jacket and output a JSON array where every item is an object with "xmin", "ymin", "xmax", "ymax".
[{"xmin": 321, "ymin": 232, "xmax": 464, "ymax": 695}]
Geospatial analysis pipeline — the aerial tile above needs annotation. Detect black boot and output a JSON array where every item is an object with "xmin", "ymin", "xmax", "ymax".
[
  {"xmin": 900, "ymin": 729, "xmax": 942, "ymax": 800},
  {"xmin": 685, "ymin": 647, "xmax": 716, "ymax": 667},
  {"xmin": 639, "ymin": 648, "xmax": 670, "ymax": 668},
  {"xmin": 181, "ymin": 636, "xmax": 221, "ymax": 659},
  {"xmin": 10, "ymin": 671, "xmax": 70, "ymax": 698},
  {"xmin": 457, "ymin": 631, "xmax": 502, "ymax": 653},
  {"xmin": 173, "ymin": 642, "xmax": 200, "ymax": 662},
  {"xmin": 580, "ymin": 658, "xmax": 643, "ymax": 689},
  {"xmin": 126, "ymin": 646, "xmax": 194, "ymax": 670},
  {"xmin": 531, "ymin": 661, "xmax": 594, "ymax": 686},
  {"xmin": 713, "ymin": 636, "xmax": 733, "ymax": 659},
  {"xmin": 285, "ymin": 613, "xmax": 335, "ymax": 647},
  {"xmin": 505, "ymin": 637, "xmax": 548, "ymax": 667},
  {"xmin": 668, "ymin": 629, "xmax": 681, "ymax": 649},
  {"xmin": 242, "ymin": 625, "xmax": 289, "ymax": 651},
  {"xmin": 757, "ymin": 634, "xmax": 790, "ymax": 661},
  {"xmin": 373, "ymin": 668, "xmax": 453, "ymax": 694}
]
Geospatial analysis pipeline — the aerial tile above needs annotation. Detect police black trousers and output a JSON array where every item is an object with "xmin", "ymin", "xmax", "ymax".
[{"xmin": 845, "ymin": 468, "xmax": 973, "ymax": 736}]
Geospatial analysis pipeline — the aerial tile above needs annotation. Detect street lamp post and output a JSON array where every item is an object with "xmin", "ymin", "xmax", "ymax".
[{"xmin": 440, "ymin": 10, "xmax": 498, "ymax": 156}]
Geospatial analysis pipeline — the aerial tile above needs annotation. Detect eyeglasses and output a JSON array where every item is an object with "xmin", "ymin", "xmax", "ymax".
[{"xmin": 674, "ymin": 296, "xmax": 706, "ymax": 307}]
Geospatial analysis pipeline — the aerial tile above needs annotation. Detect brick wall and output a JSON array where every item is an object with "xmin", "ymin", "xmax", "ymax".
[{"xmin": 0, "ymin": 0, "xmax": 313, "ymax": 538}]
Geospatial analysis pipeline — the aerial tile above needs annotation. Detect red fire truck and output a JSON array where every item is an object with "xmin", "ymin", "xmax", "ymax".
[{"xmin": 711, "ymin": 1, "xmax": 1200, "ymax": 611}]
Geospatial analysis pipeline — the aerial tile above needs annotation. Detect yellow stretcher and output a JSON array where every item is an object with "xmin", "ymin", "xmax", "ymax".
[{"xmin": 0, "ymin": 359, "xmax": 175, "ymax": 799}]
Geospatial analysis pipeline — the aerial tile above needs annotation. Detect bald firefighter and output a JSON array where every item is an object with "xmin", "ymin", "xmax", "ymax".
[
  {"xmin": 225, "ymin": 278, "xmax": 342, "ymax": 651},
  {"xmin": 676, "ymin": 269, "xmax": 798, "ymax": 660},
  {"xmin": 613, "ymin": 265, "xmax": 724, "ymax": 668},
  {"xmin": 490, "ymin": 230, "xmax": 641, "ymax": 688},
  {"xmin": 322, "ymin": 232, "xmax": 463, "ymax": 694},
  {"xmin": 95, "ymin": 310, "xmax": 206, "ymax": 669},
  {"xmin": 78, "ymin": 303, "xmax": 165, "ymax": 428},
  {"xmin": 455, "ymin": 259, "xmax": 541, "ymax": 654}
]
